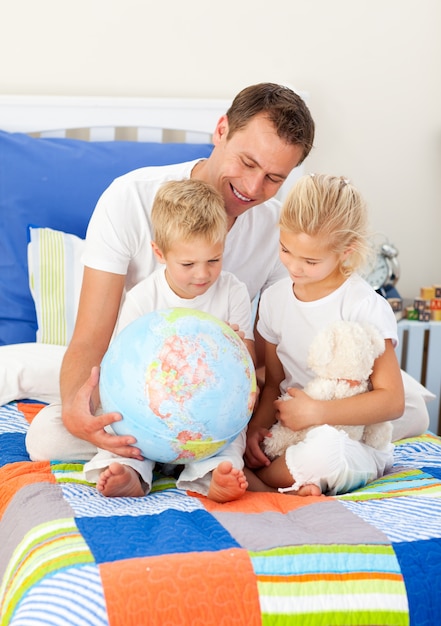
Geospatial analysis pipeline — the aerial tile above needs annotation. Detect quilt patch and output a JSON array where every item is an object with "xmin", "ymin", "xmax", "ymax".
[{"xmin": 1, "ymin": 402, "xmax": 441, "ymax": 625}]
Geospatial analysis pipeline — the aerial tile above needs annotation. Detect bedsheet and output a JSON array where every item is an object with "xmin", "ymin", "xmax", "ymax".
[{"xmin": 1, "ymin": 401, "xmax": 441, "ymax": 626}]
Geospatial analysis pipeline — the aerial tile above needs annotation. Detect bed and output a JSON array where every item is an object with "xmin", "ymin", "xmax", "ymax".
[{"xmin": 1, "ymin": 94, "xmax": 441, "ymax": 626}]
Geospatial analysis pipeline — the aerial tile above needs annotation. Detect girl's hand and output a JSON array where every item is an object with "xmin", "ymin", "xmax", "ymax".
[
  {"xmin": 244, "ymin": 424, "xmax": 272, "ymax": 469},
  {"xmin": 274, "ymin": 388, "xmax": 324, "ymax": 431}
]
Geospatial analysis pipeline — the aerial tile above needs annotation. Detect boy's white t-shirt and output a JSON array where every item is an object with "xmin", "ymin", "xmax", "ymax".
[
  {"xmin": 82, "ymin": 160, "xmax": 287, "ymax": 302},
  {"xmin": 257, "ymin": 273, "xmax": 398, "ymax": 393},
  {"xmin": 116, "ymin": 267, "xmax": 254, "ymax": 340}
]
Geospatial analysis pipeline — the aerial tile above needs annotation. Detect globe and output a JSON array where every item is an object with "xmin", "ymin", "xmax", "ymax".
[{"xmin": 99, "ymin": 307, "xmax": 256, "ymax": 464}]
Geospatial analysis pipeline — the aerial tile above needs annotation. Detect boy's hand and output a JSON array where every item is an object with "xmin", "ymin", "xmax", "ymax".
[{"xmin": 226, "ymin": 322, "xmax": 245, "ymax": 340}]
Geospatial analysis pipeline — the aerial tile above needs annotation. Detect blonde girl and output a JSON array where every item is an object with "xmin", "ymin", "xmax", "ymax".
[{"xmin": 244, "ymin": 173, "xmax": 404, "ymax": 496}]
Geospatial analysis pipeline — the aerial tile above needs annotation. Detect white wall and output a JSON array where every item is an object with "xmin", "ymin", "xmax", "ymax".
[{"xmin": 1, "ymin": 0, "xmax": 440, "ymax": 298}]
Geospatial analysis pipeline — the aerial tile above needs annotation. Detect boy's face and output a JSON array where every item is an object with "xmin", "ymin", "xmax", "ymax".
[
  {"xmin": 152, "ymin": 236, "xmax": 224, "ymax": 299},
  {"xmin": 208, "ymin": 113, "xmax": 304, "ymax": 224}
]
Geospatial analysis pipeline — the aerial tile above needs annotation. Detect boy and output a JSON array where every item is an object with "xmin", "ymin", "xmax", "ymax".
[{"xmin": 28, "ymin": 179, "xmax": 256, "ymax": 503}]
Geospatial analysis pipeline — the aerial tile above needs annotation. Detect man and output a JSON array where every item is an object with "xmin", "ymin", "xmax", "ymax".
[{"xmin": 26, "ymin": 83, "xmax": 316, "ymax": 462}]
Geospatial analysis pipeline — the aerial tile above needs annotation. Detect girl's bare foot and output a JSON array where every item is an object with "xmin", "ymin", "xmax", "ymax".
[
  {"xmin": 207, "ymin": 461, "xmax": 248, "ymax": 503},
  {"xmin": 97, "ymin": 462, "xmax": 146, "ymax": 498},
  {"xmin": 245, "ymin": 468, "xmax": 322, "ymax": 496},
  {"xmin": 296, "ymin": 483, "xmax": 322, "ymax": 497}
]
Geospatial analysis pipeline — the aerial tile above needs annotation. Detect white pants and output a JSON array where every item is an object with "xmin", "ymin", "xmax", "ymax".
[
  {"xmin": 281, "ymin": 424, "xmax": 394, "ymax": 495},
  {"xmin": 25, "ymin": 403, "xmax": 246, "ymax": 497},
  {"xmin": 25, "ymin": 370, "xmax": 430, "ymax": 491},
  {"xmin": 83, "ymin": 430, "xmax": 246, "ymax": 495}
]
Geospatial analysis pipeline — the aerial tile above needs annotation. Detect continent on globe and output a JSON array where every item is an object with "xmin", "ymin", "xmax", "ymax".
[{"xmin": 100, "ymin": 308, "xmax": 256, "ymax": 464}]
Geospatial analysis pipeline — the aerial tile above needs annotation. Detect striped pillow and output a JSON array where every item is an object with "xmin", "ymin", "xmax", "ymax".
[{"xmin": 28, "ymin": 227, "xmax": 84, "ymax": 345}]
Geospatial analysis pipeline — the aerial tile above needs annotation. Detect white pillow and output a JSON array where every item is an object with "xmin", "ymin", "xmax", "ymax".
[
  {"xmin": 28, "ymin": 227, "xmax": 84, "ymax": 345},
  {"xmin": 0, "ymin": 343, "xmax": 65, "ymax": 405},
  {"xmin": 401, "ymin": 368, "xmax": 436, "ymax": 402}
]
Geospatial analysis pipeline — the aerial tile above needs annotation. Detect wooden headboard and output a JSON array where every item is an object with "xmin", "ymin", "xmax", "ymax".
[
  {"xmin": 0, "ymin": 94, "xmax": 231, "ymax": 142},
  {"xmin": 0, "ymin": 93, "xmax": 306, "ymax": 195}
]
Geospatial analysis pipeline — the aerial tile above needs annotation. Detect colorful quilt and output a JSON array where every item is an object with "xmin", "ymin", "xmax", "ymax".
[{"xmin": 1, "ymin": 401, "xmax": 441, "ymax": 626}]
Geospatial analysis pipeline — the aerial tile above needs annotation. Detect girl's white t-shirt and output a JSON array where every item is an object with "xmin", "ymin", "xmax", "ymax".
[{"xmin": 257, "ymin": 273, "xmax": 398, "ymax": 393}]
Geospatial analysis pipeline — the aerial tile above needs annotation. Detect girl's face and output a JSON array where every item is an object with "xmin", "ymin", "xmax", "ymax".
[
  {"xmin": 279, "ymin": 230, "xmax": 349, "ymax": 296},
  {"xmin": 152, "ymin": 236, "xmax": 224, "ymax": 299}
]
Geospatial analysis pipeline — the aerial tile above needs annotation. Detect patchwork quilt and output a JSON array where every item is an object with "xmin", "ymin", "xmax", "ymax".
[{"xmin": 1, "ymin": 401, "xmax": 441, "ymax": 626}]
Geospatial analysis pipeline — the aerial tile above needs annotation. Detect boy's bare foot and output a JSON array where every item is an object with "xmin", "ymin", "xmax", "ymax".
[
  {"xmin": 97, "ymin": 462, "xmax": 146, "ymax": 498},
  {"xmin": 207, "ymin": 460, "xmax": 248, "ymax": 503}
]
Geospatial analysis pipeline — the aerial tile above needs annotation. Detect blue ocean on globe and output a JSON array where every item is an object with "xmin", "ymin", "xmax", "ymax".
[{"xmin": 99, "ymin": 308, "xmax": 256, "ymax": 463}]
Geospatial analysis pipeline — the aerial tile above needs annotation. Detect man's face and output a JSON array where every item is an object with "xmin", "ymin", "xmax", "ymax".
[{"xmin": 209, "ymin": 114, "xmax": 304, "ymax": 223}]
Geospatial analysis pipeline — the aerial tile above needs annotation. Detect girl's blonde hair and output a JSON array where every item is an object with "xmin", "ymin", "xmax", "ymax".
[
  {"xmin": 280, "ymin": 173, "xmax": 371, "ymax": 275},
  {"xmin": 151, "ymin": 179, "xmax": 227, "ymax": 254}
]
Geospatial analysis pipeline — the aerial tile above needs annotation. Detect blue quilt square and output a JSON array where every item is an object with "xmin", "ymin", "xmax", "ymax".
[
  {"xmin": 393, "ymin": 537, "xmax": 441, "ymax": 626},
  {"xmin": 0, "ymin": 433, "xmax": 29, "ymax": 467},
  {"xmin": 76, "ymin": 508, "xmax": 239, "ymax": 564},
  {"xmin": 422, "ymin": 466, "xmax": 441, "ymax": 481}
]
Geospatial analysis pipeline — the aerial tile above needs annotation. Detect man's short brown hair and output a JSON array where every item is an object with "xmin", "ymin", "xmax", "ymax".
[{"xmin": 226, "ymin": 83, "xmax": 315, "ymax": 165}]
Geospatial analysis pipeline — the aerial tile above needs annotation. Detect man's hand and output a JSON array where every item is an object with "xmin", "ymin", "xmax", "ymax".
[{"xmin": 62, "ymin": 366, "xmax": 144, "ymax": 460}]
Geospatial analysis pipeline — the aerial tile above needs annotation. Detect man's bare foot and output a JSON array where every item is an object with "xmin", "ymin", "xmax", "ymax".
[
  {"xmin": 207, "ymin": 461, "xmax": 248, "ymax": 503},
  {"xmin": 97, "ymin": 462, "xmax": 146, "ymax": 498}
]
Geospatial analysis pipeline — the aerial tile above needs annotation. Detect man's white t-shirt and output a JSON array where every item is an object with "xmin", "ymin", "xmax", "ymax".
[
  {"xmin": 82, "ymin": 160, "xmax": 287, "ymax": 302},
  {"xmin": 257, "ymin": 273, "xmax": 398, "ymax": 393},
  {"xmin": 116, "ymin": 267, "xmax": 253, "ymax": 340}
]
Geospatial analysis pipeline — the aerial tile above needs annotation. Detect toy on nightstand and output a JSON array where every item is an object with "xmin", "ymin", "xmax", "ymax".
[
  {"xmin": 406, "ymin": 284, "xmax": 441, "ymax": 322},
  {"xmin": 263, "ymin": 320, "xmax": 393, "ymax": 460}
]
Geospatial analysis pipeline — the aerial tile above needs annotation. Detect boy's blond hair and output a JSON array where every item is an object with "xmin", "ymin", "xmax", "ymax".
[
  {"xmin": 151, "ymin": 179, "xmax": 227, "ymax": 254},
  {"xmin": 280, "ymin": 173, "xmax": 371, "ymax": 275}
]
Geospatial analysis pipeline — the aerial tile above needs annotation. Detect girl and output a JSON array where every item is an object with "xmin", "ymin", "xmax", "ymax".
[{"xmin": 244, "ymin": 173, "xmax": 404, "ymax": 496}]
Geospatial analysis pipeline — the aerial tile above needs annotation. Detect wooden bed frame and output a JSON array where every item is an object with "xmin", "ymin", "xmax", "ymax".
[
  {"xmin": 0, "ymin": 93, "xmax": 306, "ymax": 199},
  {"xmin": 0, "ymin": 94, "xmax": 227, "ymax": 139}
]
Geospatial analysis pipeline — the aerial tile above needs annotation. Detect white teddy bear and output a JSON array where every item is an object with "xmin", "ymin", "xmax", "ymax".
[{"xmin": 263, "ymin": 320, "xmax": 393, "ymax": 460}]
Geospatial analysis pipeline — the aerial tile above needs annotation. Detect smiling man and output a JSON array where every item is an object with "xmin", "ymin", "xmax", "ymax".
[{"xmin": 25, "ymin": 83, "xmax": 315, "ymax": 463}]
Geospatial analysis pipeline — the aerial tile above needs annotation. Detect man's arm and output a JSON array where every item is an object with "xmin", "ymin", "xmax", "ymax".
[{"xmin": 60, "ymin": 266, "xmax": 143, "ymax": 459}]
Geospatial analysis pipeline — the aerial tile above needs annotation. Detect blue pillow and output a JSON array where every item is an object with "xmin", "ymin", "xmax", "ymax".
[{"xmin": 0, "ymin": 130, "xmax": 213, "ymax": 345}]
